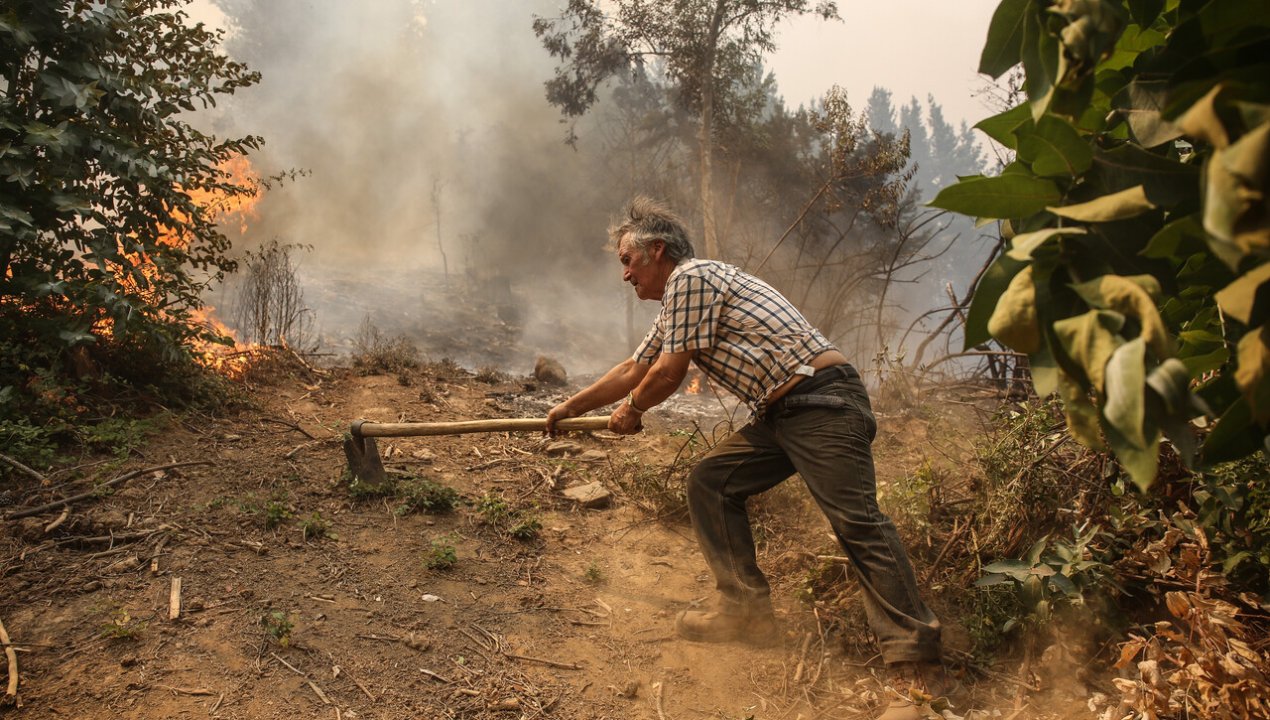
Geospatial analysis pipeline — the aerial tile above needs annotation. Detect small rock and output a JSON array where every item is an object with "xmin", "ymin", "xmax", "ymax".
[
  {"xmin": 618, "ymin": 681, "xmax": 639, "ymax": 699},
  {"xmin": 533, "ymin": 356, "xmax": 567, "ymax": 386},
  {"xmin": 545, "ymin": 441, "xmax": 581, "ymax": 457},
  {"xmin": 411, "ymin": 449, "xmax": 437, "ymax": 463},
  {"xmin": 576, "ymin": 449, "xmax": 608, "ymax": 463},
  {"xmin": 562, "ymin": 481, "xmax": 612, "ymax": 508}
]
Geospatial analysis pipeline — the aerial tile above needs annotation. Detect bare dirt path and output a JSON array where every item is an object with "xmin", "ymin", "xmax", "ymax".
[{"xmin": 1, "ymin": 362, "xmax": 1077, "ymax": 719}]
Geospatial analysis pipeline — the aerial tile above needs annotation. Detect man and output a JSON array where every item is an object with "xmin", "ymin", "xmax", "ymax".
[{"xmin": 546, "ymin": 197, "xmax": 948, "ymax": 719}]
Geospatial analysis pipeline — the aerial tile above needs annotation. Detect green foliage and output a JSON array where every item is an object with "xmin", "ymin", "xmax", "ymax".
[
  {"xmin": 344, "ymin": 467, "xmax": 396, "ymax": 501},
  {"xmin": 261, "ymin": 609, "xmax": 294, "ymax": 647},
  {"xmin": 78, "ymin": 417, "xmax": 154, "ymax": 459},
  {"xmin": 879, "ymin": 460, "xmax": 942, "ymax": 531},
  {"xmin": 1185, "ymin": 454, "xmax": 1270, "ymax": 591},
  {"xmin": 395, "ymin": 477, "xmax": 460, "ymax": 515},
  {"xmin": 583, "ymin": 562, "xmax": 605, "ymax": 585},
  {"xmin": 508, "ymin": 514, "xmax": 543, "ymax": 541},
  {"xmin": 475, "ymin": 493, "xmax": 511, "ymax": 526},
  {"xmin": 976, "ymin": 525, "xmax": 1110, "ymax": 632},
  {"xmin": 0, "ymin": 0, "xmax": 260, "ymax": 453},
  {"xmin": 299, "ymin": 512, "xmax": 330, "ymax": 541},
  {"xmin": 423, "ymin": 537, "xmax": 458, "ymax": 570},
  {"xmin": 940, "ymin": 0, "xmax": 1270, "ymax": 488},
  {"xmin": 263, "ymin": 499, "xmax": 292, "ymax": 530},
  {"xmin": 98, "ymin": 608, "xmax": 147, "ymax": 640}
]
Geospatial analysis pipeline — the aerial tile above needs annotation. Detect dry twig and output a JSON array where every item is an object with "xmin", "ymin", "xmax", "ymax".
[
  {"xmin": 0, "ymin": 615, "xmax": 17, "ymax": 705},
  {"xmin": 270, "ymin": 652, "xmax": 333, "ymax": 705},
  {"xmin": 4, "ymin": 461, "xmax": 211, "ymax": 520}
]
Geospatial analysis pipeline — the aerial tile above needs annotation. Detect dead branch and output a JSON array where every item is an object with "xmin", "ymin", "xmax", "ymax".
[
  {"xmin": 503, "ymin": 652, "xmax": 581, "ymax": 670},
  {"xmin": 43, "ymin": 507, "xmax": 70, "ymax": 534},
  {"xmin": 0, "ymin": 453, "xmax": 46, "ymax": 484},
  {"xmin": 259, "ymin": 417, "xmax": 315, "ymax": 439},
  {"xmin": 156, "ymin": 684, "xmax": 213, "ymax": 696},
  {"xmin": 4, "ymin": 461, "xmax": 212, "ymax": 520},
  {"xmin": 270, "ymin": 652, "xmax": 332, "ymax": 705},
  {"xmin": 0, "ymin": 615, "xmax": 17, "ymax": 705}
]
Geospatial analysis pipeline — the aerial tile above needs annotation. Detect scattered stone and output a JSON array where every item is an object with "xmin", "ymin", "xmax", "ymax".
[
  {"xmin": 576, "ymin": 449, "xmax": 608, "ymax": 463},
  {"xmin": 533, "ymin": 356, "xmax": 567, "ymax": 385},
  {"xmin": 618, "ymin": 681, "xmax": 639, "ymax": 699},
  {"xmin": 411, "ymin": 449, "xmax": 437, "ymax": 463},
  {"xmin": 545, "ymin": 441, "xmax": 582, "ymax": 457},
  {"xmin": 562, "ymin": 481, "xmax": 612, "ymax": 508}
]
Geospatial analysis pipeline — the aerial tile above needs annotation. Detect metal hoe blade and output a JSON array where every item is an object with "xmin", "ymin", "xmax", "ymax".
[{"xmin": 343, "ymin": 420, "xmax": 388, "ymax": 488}]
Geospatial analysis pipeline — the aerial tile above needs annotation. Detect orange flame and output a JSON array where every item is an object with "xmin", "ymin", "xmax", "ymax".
[
  {"xmin": 685, "ymin": 374, "xmax": 703, "ymax": 395},
  {"xmin": 96, "ymin": 155, "xmax": 265, "ymax": 378}
]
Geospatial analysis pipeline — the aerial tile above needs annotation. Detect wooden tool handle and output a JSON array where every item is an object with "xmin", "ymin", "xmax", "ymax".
[{"xmin": 352, "ymin": 415, "xmax": 611, "ymax": 438}]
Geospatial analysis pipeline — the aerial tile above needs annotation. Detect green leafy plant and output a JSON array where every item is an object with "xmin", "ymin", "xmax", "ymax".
[
  {"xmin": 263, "ymin": 499, "xmax": 293, "ymax": 530},
  {"xmin": 583, "ymin": 562, "xmax": 605, "ymax": 585},
  {"xmin": 261, "ymin": 610, "xmax": 295, "ymax": 647},
  {"xmin": 976, "ymin": 523, "xmax": 1108, "ymax": 632},
  {"xmin": 476, "ymin": 493, "xmax": 511, "ymax": 526},
  {"xmin": 935, "ymin": 0, "xmax": 1270, "ymax": 488},
  {"xmin": 99, "ymin": 608, "xmax": 147, "ymax": 640},
  {"xmin": 424, "ymin": 537, "xmax": 458, "ymax": 570},
  {"xmin": 395, "ymin": 477, "xmax": 460, "ymax": 515},
  {"xmin": 509, "ymin": 514, "xmax": 542, "ymax": 541},
  {"xmin": 300, "ymin": 512, "xmax": 331, "ymax": 541}
]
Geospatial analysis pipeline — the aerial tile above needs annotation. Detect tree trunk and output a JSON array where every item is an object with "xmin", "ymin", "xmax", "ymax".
[{"xmin": 698, "ymin": 0, "xmax": 726, "ymax": 260}]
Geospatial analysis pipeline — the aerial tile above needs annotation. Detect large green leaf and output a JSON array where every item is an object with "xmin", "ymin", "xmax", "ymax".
[
  {"xmin": 1071, "ymin": 273, "xmax": 1171, "ymax": 357},
  {"xmin": 1058, "ymin": 369, "xmax": 1106, "ymax": 448},
  {"xmin": 1103, "ymin": 409, "xmax": 1161, "ymax": 491},
  {"xmin": 1115, "ymin": 78, "xmax": 1185, "ymax": 148},
  {"xmin": 1049, "ymin": 185, "xmax": 1155, "ymax": 222},
  {"xmin": 1022, "ymin": 2, "xmax": 1061, "ymax": 120},
  {"xmin": 930, "ymin": 174, "xmax": 1063, "ymax": 220},
  {"xmin": 1125, "ymin": 0, "xmax": 1165, "ymax": 28},
  {"xmin": 964, "ymin": 252, "xmax": 1030, "ymax": 350},
  {"xmin": 1054, "ymin": 309, "xmax": 1125, "ymax": 392},
  {"xmin": 1214, "ymin": 262, "xmax": 1270, "ymax": 326},
  {"xmin": 979, "ymin": 0, "xmax": 1031, "ymax": 78},
  {"xmin": 975, "ymin": 103, "xmax": 1032, "ymax": 150},
  {"xmin": 1142, "ymin": 215, "xmax": 1206, "ymax": 259},
  {"xmin": 1092, "ymin": 144, "xmax": 1200, "ymax": 208},
  {"xmin": 1007, "ymin": 227, "xmax": 1087, "ymax": 260},
  {"xmin": 989, "ymin": 265, "xmax": 1042, "ymax": 352},
  {"xmin": 1016, "ymin": 114, "xmax": 1094, "ymax": 177},
  {"xmin": 1201, "ymin": 395, "xmax": 1265, "ymax": 464},
  {"xmin": 1234, "ymin": 324, "xmax": 1270, "ymax": 422},
  {"xmin": 1105, "ymin": 337, "xmax": 1148, "ymax": 447}
]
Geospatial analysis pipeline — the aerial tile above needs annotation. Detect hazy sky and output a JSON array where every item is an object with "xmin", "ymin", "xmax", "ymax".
[
  {"xmin": 767, "ymin": 0, "xmax": 1002, "ymax": 127},
  {"xmin": 190, "ymin": 1, "xmax": 1003, "ymax": 128}
]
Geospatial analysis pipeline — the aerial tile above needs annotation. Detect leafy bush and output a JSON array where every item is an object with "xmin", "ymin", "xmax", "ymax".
[
  {"xmin": 395, "ymin": 477, "xmax": 460, "ymax": 515},
  {"xmin": 937, "ymin": 0, "xmax": 1270, "ymax": 486},
  {"xmin": 352, "ymin": 317, "xmax": 419, "ymax": 375},
  {"xmin": 424, "ymin": 537, "xmax": 458, "ymax": 570}
]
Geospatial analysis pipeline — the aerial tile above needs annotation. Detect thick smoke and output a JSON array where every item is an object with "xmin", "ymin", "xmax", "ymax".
[{"xmin": 202, "ymin": 0, "xmax": 649, "ymax": 374}]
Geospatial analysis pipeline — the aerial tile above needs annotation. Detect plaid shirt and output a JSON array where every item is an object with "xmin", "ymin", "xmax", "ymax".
[{"xmin": 633, "ymin": 259, "xmax": 836, "ymax": 415}]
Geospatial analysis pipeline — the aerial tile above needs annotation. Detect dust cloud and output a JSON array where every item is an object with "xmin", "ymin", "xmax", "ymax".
[{"xmin": 201, "ymin": 0, "xmax": 650, "ymax": 375}]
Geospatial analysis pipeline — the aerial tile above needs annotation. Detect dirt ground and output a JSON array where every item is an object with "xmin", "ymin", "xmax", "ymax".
[{"xmin": 0, "ymin": 359, "xmax": 1094, "ymax": 720}]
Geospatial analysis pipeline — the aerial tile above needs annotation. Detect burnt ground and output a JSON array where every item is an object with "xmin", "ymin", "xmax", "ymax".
[{"xmin": 0, "ymin": 359, "xmax": 1096, "ymax": 720}]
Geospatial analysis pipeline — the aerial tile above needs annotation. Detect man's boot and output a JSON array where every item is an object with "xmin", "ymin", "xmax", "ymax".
[
  {"xmin": 876, "ymin": 661, "xmax": 957, "ymax": 720},
  {"xmin": 674, "ymin": 608, "xmax": 779, "ymax": 646}
]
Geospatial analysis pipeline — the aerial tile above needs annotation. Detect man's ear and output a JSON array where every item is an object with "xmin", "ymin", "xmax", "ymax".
[{"xmin": 651, "ymin": 240, "xmax": 667, "ymax": 262}]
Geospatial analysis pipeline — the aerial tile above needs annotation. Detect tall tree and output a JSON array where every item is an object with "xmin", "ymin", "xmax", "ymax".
[
  {"xmin": 533, "ymin": 0, "xmax": 839, "ymax": 259},
  {"xmin": 865, "ymin": 86, "xmax": 898, "ymax": 137}
]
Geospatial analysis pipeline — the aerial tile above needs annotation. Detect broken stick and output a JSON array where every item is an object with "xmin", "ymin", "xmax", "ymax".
[
  {"xmin": 0, "ymin": 615, "xmax": 17, "ymax": 705},
  {"xmin": 169, "ymin": 577, "xmax": 182, "ymax": 620},
  {"xmin": 4, "ymin": 461, "xmax": 212, "ymax": 520}
]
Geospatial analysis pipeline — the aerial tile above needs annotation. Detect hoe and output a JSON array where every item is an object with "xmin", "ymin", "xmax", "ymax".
[{"xmin": 343, "ymin": 416, "xmax": 612, "ymax": 487}]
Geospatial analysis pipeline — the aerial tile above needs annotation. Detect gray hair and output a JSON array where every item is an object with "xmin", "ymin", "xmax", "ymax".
[{"xmin": 608, "ymin": 196, "xmax": 696, "ymax": 264}]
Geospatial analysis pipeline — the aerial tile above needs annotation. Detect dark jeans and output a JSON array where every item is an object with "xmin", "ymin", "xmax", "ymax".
[{"xmin": 686, "ymin": 364, "xmax": 941, "ymax": 663}]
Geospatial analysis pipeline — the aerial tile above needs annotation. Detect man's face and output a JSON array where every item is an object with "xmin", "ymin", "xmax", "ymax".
[{"xmin": 618, "ymin": 236, "xmax": 666, "ymax": 301}]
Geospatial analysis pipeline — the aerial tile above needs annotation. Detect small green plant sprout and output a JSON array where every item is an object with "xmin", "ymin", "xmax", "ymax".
[
  {"xmin": 509, "ymin": 514, "xmax": 542, "ymax": 541},
  {"xmin": 300, "ymin": 512, "xmax": 331, "ymax": 541},
  {"xmin": 264, "ymin": 499, "xmax": 293, "ymax": 529},
  {"xmin": 99, "ymin": 608, "xmax": 147, "ymax": 640},
  {"xmin": 261, "ymin": 609, "xmax": 295, "ymax": 647},
  {"xmin": 476, "ymin": 493, "xmax": 511, "ymax": 526},
  {"xmin": 975, "ymin": 523, "xmax": 1107, "ymax": 632},
  {"xmin": 424, "ymin": 537, "xmax": 458, "ymax": 570},
  {"xmin": 396, "ymin": 477, "xmax": 460, "ymax": 515},
  {"xmin": 583, "ymin": 562, "xmax": 605, "ymax": 585}
]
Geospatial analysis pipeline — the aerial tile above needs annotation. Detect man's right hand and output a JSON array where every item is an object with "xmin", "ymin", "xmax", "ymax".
[{"xmin": 545, "ymin": 401, "xmax": 578, "ymax": 437}]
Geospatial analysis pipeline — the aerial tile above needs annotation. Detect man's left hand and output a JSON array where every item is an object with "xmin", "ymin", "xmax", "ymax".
[{"xmin": 609, "ymin": 402, "xmax": 644, "ymax": 435}]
